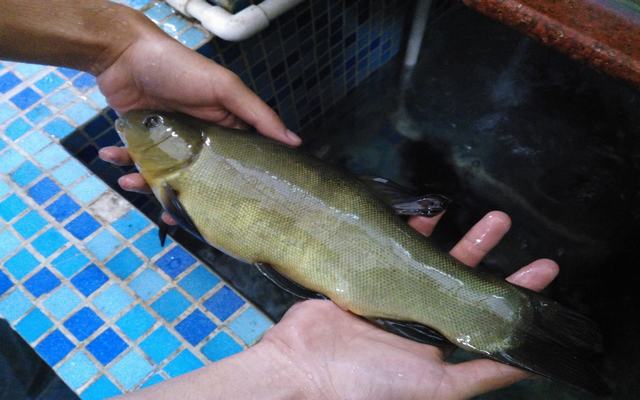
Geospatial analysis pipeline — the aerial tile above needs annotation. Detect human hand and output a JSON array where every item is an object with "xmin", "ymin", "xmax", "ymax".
[
  {"xmin": 96, "ymin": 13, "xmax": 300, "ymax": 221},
  {"xmin": 258, "ymin": 211, "xmax": 559, "ymax": 400}
]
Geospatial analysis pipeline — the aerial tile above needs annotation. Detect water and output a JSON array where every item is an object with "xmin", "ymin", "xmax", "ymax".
[{"xmin": 300, "ymin": 3, "xmax": 640, "ymax": 398}]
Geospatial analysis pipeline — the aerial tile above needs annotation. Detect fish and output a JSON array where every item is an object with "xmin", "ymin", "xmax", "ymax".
[{"xmin": 115, "ymin": 110, "xmax": 608, "ymax": 395}]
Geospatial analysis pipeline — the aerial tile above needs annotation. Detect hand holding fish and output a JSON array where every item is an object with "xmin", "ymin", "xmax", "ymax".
[{"xmin": 123, "ymin": 212, "xmax": 560, "ymax": 400}]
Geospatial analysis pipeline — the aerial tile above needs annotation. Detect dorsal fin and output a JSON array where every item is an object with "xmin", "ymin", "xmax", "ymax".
[{"xmin": 359, "ymin": 176, "xmax": 451, "ymax": 217}]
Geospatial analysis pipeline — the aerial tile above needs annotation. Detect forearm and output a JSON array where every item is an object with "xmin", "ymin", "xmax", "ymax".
[
  {"xmin": 119, "ymin": 343, "xmax": 306, "ymax": 400},
  {"xmin": 0, "ymin": 0, "xmax": 161, "ymax": 75}
]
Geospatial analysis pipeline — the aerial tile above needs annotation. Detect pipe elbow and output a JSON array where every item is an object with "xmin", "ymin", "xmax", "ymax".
[{"xmin": 188, "ymin": 2, "xmax": 270, "ymax": 42}]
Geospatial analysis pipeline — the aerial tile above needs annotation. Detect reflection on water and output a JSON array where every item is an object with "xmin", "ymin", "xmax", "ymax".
[{"xmin": 301, "ymin": 3, "xmax": 640, "ymax": 399}]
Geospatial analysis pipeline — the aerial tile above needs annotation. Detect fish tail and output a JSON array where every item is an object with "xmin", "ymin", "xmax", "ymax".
[{"xmin": 491, "ymin": 291, "xmax": 610, "ymax": 396}]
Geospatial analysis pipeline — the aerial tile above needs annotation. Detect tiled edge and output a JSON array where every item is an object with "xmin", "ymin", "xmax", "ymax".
[{"xmin": 0, "ymin": 1, "xmax": 272, "ymax": 398}]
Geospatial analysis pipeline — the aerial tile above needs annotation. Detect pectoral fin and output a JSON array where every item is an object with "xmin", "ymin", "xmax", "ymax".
[
  {"xmin": 372, "ymin": 318, "xmax": 452, "ymax": 347},
  {"xmin": 359, "ymin": 176, "xmax": 451, "ymax": 217},
  {"xmin": 157, "ymin": 183, "xmax": 205, "ymax": 246},
  {"xmin": 255, "ymin": 262, "xmax": 326, "ymax": 300}
]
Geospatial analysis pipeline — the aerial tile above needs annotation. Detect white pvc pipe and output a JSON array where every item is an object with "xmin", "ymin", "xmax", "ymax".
[{"xmin": 166, "ymin": 0, "xmax": 305, "ymax": 42}]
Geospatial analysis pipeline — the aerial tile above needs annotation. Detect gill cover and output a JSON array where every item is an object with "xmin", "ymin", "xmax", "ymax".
[{"xmin": 115, "ymin": 110, "xmax": 204, "ymax": 182}]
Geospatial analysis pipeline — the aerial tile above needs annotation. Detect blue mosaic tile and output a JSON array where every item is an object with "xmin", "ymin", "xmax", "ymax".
[
  {"xmin": 179, "ymin": 265, "xmax": 220, "ymax": 299},
  {"xmin": 145, "ymin": 2, "xmax": 174, "ymax": 21},
  {"xmin": 0, "ymin": 103, "xmax": 18, "ymax": 124},
  {"xmin": 201, "ymin": 331, "xmax": 243, "ymax": 362},
  {"xmin": 179, "ymin": 27, "xmax": 207, "ymax": 47},
  {"xmin": 17, "ymin": 131, "xmax": 51, "ymax": 155},
  {"xmin": 140, "ymin": 326, "xmax": 181, "ymax": 363},
  {"xmin": 35, "ymin": 72, "xmax": 65, "ymax": 94},
  {"xmin": 35, "ymin": 144, "xmax": 69, "ymax": 169},
  {"xmin": 204, "ymin": 286, "xmax": 245, "ymax": 321},
  {"xmin": 57, "ymin": 67, "xmax": 81, "ymax": 79},
  {"xmin": 10, "ymin": 161, "xmax": 41, "ymax": 186},
  {"xmin": 176, "ymin": 309, "xmax": 216, "ymax": 345},
  {"xmin": 65, "ymin": 102, "xmax": 97, "ymax": 125},
  {"xmin": 129, "ymin": 269, "xmax": 166, "ymax": 301},
  {"xmin": 105, "ymin": 248, "xmax": 143, "ymax": 280},
  {"xmin": 0, "ymin": 180, "xmax": 9, "ymax": 198},
  {"xmin": 161, "ymin": 15, "xmax": 189, "ymax": 35},
  {"xmin": 0, "ymin": 229, "xmax": 20, "ymax": 259},
  {"xmin": 64, "ymin": 307, "xmax": 104, "ymax": 341},
  {"xmin": 81, "ymin": 375, "xmax": 122, "ymax": 400},
  {"xmin": 0, "ymin": 71, "xmax": 21, "ymax": 93},
  {"xmin": 0, "ymin": 270, "xmax": 12, "ymax": 296},
  {"xmin": 27, "ymin": 177, "xmax": 60, "ymax": 204},
  {"xmin": 88, "ymin": 89, "xmax": 108, "ymax": 109},
  {"xmin": 0, "ymin": 289, "xmax": 31, "ymax": 323},
  {"xmin": 126, "ymin": 0, "xmax": 152, "ymax": 9},
  {"xmin": 65, "ymin": 212, "xmax": 100, "ymax": 239},
  {"xmin": 31, "ymin": 228, "xmax": 67, "ymax": 257},
  {"xmin": 52, "ymin": 158, "xmax": 89, "ymax": 186},
  {"xmin": 156, "ymin": 246, "xmax": 196, "ymax": 278},
  {"xmin": 11, "ymin": 87, "xmax": 41, "ymax": 109},
  {"xmin": 112, "ymin": 210, "xmax": 149, "ymax": 239},
  {"xmin": 0, "ymin": 148, "xmax": 25, "ymax": 173},
  {"xmin": 83, "ymin": 114, "xmax": 110, "ymax": 135},
  {"xmin": 24, "ymin": 268, "xmax": 60, "ymax": 297},
  {"xmin": 35, "ymin": 329, "xmax": 74, "ymax": 366},
  {"xmin": 71, "ymin": 264, "xmax": 108, "ymax": 297},
  {"xmin": 52, "ymin": 246, "xmax": 89, "ymax": 278},
  {"xmin": 109, "ymin": 349, "xmax": 153, "ymax": 390},
  {"xmin": 117, "ymin": 304, "xmax": 156, "ymax": 341},
  {"xmin": 15, "ymin": 308, "xmax": 53, "ymax": 343},
  {"xmin": 0, "ymin": 194, "xmax": 28, "ymax": 221},
  {"xmin": 229, "ymin": 307, "xmax": 272, "ymax": 346},
  {"xmin": 0, "ymin": 138, "xmax": 4, "ymax": 151},
  {"xmin": 164, "ymin": 350, "xmax": 204, "ymax": 378},
  {"xmin": 13, "ymin": 210, "xmax": 47, "ymax": 239},
  {"xmin": 14, "ymin": 63, "xmax": 44, "ymax": 78},
  {"xmin": 85, "ymin": 229, "xmax": 121, "ymax": 260},
  {"xmin": 47, "ymin": 88, "xmax": 76, "ymax": 110},
  {"xmin": 44, "ymin": 118, "xmax": 74, "ymax": 139},
  {"xmin": 45, "ymin": 194, "xmax": 80, "ymax": 222},
  {"xmin": 26, "ymin": 104, "xmax": 52, "ymax": 123},
  {"xmin": 4, "ymin": 249, "xmax": 39, "ymax": 280},
  {"xmin": 43, "ymin": 285, "xmax": 81, "ymax": 320},
  {"xmin": 133, "ymin": 228, "xmax": 168, "ymax": 258},
  {"xmin": 70, "ymin": 175, "xmax": 107, "ymax": 204},
  {"xmin": 87, "ymin": 328, "xmax": 128, "ymax": 365},
  {"xmin": 151, "ymin": 288, "xmax": 190, "ymax": 322},
  {"xmin": 94, "ymin": 284, "xmax": 133, "ymax": 318},
  {"xmin": 72, "ymin": 73, "xmax": 96, "ymax": 91},
  {"xmin": 56, "ymin": 351, "xmax": 99, "ymax": 390},
  {"xmin": 140, "ymin": 374, "xmax": 164, "ymax": 388}
]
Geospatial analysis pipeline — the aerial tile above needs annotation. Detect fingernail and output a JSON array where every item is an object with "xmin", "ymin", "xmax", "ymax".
[
  {"xmin": 285, "ymin": 129, "xmax": 302, "ymax": 145},
  {"xmin": 98, "ymin": 148, "xmax": 110, "ymax": 161}
]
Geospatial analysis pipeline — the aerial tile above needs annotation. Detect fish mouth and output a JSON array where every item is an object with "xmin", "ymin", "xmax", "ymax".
[{"xmin": 114, "ymin": 119, "xmax": 129, "ymax": 146}]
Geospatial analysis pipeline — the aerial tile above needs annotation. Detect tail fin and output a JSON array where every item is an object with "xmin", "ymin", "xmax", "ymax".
[{"xmin": 491, "ymin": 292, "xmax": 610, "ymax": 396}]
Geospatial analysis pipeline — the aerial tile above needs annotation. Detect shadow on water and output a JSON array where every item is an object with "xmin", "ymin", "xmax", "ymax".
[{"xmin": 302, "ymin": 3, "xmax": 640, "ymax": 399}]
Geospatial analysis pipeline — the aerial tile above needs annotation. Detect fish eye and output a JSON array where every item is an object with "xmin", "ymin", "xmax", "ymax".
[{"xmin": 143, "ymin": 115, "xmax": 163, "ymax": 129}]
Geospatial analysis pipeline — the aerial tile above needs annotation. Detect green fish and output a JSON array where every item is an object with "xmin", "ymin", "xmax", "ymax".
[{"xmin": 116, "ymin": 110, "xmax": 607, "ymax": 395}]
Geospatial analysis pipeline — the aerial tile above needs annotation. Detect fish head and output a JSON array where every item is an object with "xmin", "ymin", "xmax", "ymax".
[{"xmin": 115, "ymin": 110, "xmax": 204, "ymax": 181}]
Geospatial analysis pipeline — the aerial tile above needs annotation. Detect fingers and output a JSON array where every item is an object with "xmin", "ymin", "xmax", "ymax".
[
  {"xmin": 117, "ymin": 174, "xmax": 151, "ymax": 194},
  {"xmin": 506, "ymin": 258, "xmax": 559, "ymax": 292},
  {"xmin": 446, "ymin": 359, "xmax": 531, "ymax": 399},
  {"xmin": 161, "ymin": 212, "xmax": 177, "ymax": 226},
  {"xmin": 98, "ymin": 146, "xmax": 133, "ymax": 166},
  {"xmin": 218, "ymin": 73, "xmax": 301, "ymax": 146},
  {"xmin": 449, "ymin": 211, "xmax": 511, "ymax": 267},
  {"xmin": 408, "ymin": 213, "xmax": 445, "ymax": 237}
]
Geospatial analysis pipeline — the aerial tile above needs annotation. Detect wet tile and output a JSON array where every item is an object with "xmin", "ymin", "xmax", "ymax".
[
  {"xmin": 129, "ymin": 269, "xmax": 167, "ymax": 301},
  {"xmin": 0, "ymin": 270, "xmax": 12, "ymax": 297},
  {"xmin": 140, "ymin": 326, "xmax": 181, "ymax": 363},
  {"xmin": 175, "ymin": 309, "xmax": 216, "ymax": 345},
  {"xmin": 51, "ymin": 246, "xmax": 89, "ymax": 278},
  {"xmin": 201, "ymin": 331, "xmax": 242, "ymax": 362},
  {"xmin": 87, "ymin": 328, "xmax": 128, "ymax": 365},
  {"xmin": 16, "ymin": 308, "xmax": 53, "ymax": 343},
  {"xmin": 35, "ymin": 330, "xmax": 74, "ymax": 366},
  {"xmin": 70, "ymin": 175, "xmax": 107, "ymax": 204},
  {"xmin": 0, "ymin": 148, "xmax": 25, "ymax": 173},
  {"xmin": 35, "ymin": 145, "xmax": 69, "ymax": 169},
  {"xmin": 112, "ymin": 210, "xmax": 149, "ymax": 239},
  {"xmin": 63, "ymin": 307, "xmax": 104, "ymax": 341},
  {"xmin": 11, "ymin": 87, "xmax": 41, "ymax": 109},
  {"xmin": 204, "ymin": 286, "xmax": 245, "ymax": 322},
  {"xmin": 5, "ymin": 117, "xmax": 31, "ymax": 140},
  {"xmin": 109, "ymin": 350, "xmax": 153, "ymax": 390},
  {"xmin": 133, "ymin": 228, "xmax": 170, "ymax": 258},
  {"xmin": 13, "ymin": 211, "xmax": 47, "ymax": 239},
  {"xmin": 151, "ymin": 288, "xmax": 189, "ymax": 322},
  {"xmin": 0, "ymin": 71, "xmax": 21, "ymax": 93},
  {"xmin": 65, "ymin": 212, "xmax": 100, "ymax": 240},
  {"xmin": 56, "ymin": 351, "xmax": 98, "ymax": 390},
  {"xmin": 71, "ymin": 264, "xmax": 108, "ymax": 297},
  {"xmin": 44, "ymin": 118, "xmax": 74, "ymax": 139},
  {"xmin": 35, "ymin": 72, "xmax": 65, "ymax": 94},
  {"xmin": 0, "ymin": 289, "xmax": 32, "ymax": 323},
  {"xmin": 156, "ymin": 246, "xmax": 196, "ymax": 278},
  {"xmin": 52, "ymin": 158, "xmax": 89, "ymax": 186},
  {"xmin": 26, "ymin": 104, "xmax": 52, "ymax": 123},
  {"xmin": 117, "ymin": 304, "xmax": 156, "ymax": 341},
  {"xmin": 31, "ymin": 228, "xmax": 67, "ymax": 257},
  {"xmin": 0, "ymin": 194, "xmax": 28, "ymax": 221},
  {"xmin": 27, "ymin": 177, "xmax": 60, "ymax": 204},
  {"xmin": 4, "ymin": 249, "xmax": 39, "ymax": 280},
  {"xmin": 85, "ymin": 229, "xmax": 121, "ymax": 260},
  {"xmin": 163, "ymin": 350, "xmax": 203, "ymax": 378},
  {"xmin": 228, "ymin": 306, "xmax": 273, "ymax": 345},
  {"xmin": 80, "ymin": 375, "xmax": 121, "ymax": 399},
  {"xmin": 43, "ymin": 285, "xmax": 81, "ymax": 320},
  {"xmin": 179, "ymin": 265, "xmax": 220, "ymax": 299},
  {"xmin": 10, "ymin": 161, "xmax": 41, "ymax": 186},
  {"xmin": 105, "ymin": 248, "xmax": 143, "ymax": 280},
  {"xmin": 93, "ymin": 284, "xmax": 133, "ymax": 318},
  {"xmin": 0, "ymin": 229, "xmax": 20, "ymax": 259},
  {"xmin": 45, "ymin": 194, "xmax": 80, "ymax": 222},
  {"xmin": 17, "ymin": 131, "xmax": 51, "ymax": 155},
  {"xmin": 24, "ymin": 268, "xmax": 61, "ymax": 297}
]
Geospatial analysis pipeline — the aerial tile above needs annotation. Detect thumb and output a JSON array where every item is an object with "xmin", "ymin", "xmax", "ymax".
[{"xmin": 445, "ymin": 359, "xmax": 532, "ymax": 399}]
